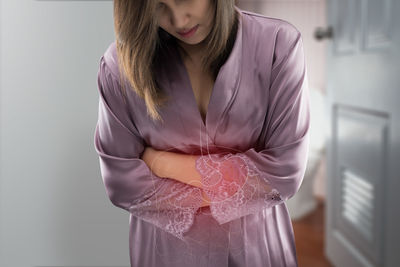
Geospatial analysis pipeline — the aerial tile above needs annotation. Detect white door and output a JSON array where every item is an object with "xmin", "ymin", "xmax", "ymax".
[
  {"xmin": 0, "ymin": 1, "xmax": 131, "ymax": 266},
  {"xmin": 325, "ymin": 0, "xmax": 400, "ymax": 266}
]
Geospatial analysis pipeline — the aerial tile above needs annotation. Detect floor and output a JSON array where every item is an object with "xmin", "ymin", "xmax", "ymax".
[{"xmin": 292, "ymin": 197, "xmax": 333, "ymax": 267}]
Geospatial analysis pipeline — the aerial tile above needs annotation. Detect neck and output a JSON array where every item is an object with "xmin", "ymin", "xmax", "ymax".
[{"xmin": 177, "ymin": 39, "xmax": 206, "ymax": 67}]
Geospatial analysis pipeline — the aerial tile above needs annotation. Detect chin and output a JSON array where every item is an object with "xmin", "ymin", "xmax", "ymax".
[
  {"xmin": 177, "ymin": 36, "xmax": 205, "ymax": 46},
  {"xmin": 180, "ymin": 40, "xmax": 201, "ymax": 45}
]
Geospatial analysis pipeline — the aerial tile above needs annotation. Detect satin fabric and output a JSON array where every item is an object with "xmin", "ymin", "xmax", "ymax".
[{"xmin": 94, "ymin": 6, "xmax": 310, "ymax": 267}]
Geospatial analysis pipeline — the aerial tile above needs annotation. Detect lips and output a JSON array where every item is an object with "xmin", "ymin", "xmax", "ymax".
[{"xmin": 177, "ymin": 24, "xmax": 198, "ymax": 35}]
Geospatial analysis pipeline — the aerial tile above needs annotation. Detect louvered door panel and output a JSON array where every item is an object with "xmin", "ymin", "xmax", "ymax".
[
  {"xmin": 330, "ymin": 105, "xmax": 388, "ymax": 266},
  {"xmin": 342, "ymin": 168, "xmax": 374, "ymax": 242}
]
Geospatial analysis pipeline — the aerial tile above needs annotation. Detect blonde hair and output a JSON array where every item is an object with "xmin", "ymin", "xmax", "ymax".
[{"xmin": 113, "ymin": 0, "xmax": 239, "ymax": 123}]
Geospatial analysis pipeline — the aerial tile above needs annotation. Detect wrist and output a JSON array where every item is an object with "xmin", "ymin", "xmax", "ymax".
[{"xmin": 201, "ymin": 190, "xmax": 211, "ymax": 206}]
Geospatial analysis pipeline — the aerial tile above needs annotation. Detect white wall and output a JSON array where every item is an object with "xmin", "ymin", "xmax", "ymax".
[{"xmin": 0, "ymin": 1, "xmax": 131, "ymax": 266}]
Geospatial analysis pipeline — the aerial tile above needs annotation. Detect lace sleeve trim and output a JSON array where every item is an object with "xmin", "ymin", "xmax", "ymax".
[
  {"xmin": 128, "ymin": 180, "xmax": 203, "ymax": 240},
  {"xmin": 195, "ymin": 153, "xmax": 282, "ymax": 225}
]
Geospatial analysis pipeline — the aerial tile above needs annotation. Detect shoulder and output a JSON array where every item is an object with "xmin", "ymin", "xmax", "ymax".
[
  {"xmin": 100, "ymin": 41, "xmax": 121, "ymax": 81},
  {"xmin": 97, "ymin": 41, "xmax": 130, "ymax": 106},
  {"xmin": 239, "ymin": 9, "xmax": 302, "ymax": 59},
  {"xmin": 240, "ymin": 9, "xmax": 301, "ymax": 40},
  {"xmin": 238, "ymin": 9, "xmax": 303, "ymax": 69}
]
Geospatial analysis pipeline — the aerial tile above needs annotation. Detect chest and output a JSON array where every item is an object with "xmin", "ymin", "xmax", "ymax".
[{"xmin": 184, "ymin": 64, "xmax": 215, "ymax": 124}]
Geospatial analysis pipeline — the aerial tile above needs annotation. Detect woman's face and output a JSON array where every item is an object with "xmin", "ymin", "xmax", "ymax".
[{"xmin": 157, "ymin": 0, "xmax": 215, "ymax": 46}]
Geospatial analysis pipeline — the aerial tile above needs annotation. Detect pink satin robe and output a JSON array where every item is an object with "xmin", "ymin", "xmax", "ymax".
[{"xmin": 94, "ymin": 6, "xmax": 310, "ymax": 267}]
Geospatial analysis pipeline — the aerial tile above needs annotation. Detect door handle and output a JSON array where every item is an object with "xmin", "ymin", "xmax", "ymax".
[{"xmin": 314, "ymin": 26, "xmax": 333, "ymax": 41}]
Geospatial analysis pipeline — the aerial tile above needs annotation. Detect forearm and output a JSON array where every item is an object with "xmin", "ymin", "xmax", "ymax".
[
  {"xmin": 156, "ymin": 151, "xmax": 204, "ymax": 188},
  {"xmin": 141, "ymin": 147, "xmax": 203, "ymax": 188},
  {"xmin": 158, "ymin": 151, "xmax": 211, "ymax": 206},
  {"xmin": 141, "ymin": 148, "xmax": 211, "ymax": 206}
]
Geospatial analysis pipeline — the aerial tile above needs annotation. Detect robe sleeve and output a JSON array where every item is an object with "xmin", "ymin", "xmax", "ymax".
[
  {"xmin": 93, "ymin": 56, "xmax": 203, "ymax": 240},
  {"xmin": 195, "ymin": 29, "xmax": 311, "ymax": 225}
]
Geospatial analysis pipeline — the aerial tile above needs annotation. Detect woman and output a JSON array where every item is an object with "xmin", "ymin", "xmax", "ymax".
[{"xmin": 94, "ymin": 0, "xmax": 310, "ymax": 266}]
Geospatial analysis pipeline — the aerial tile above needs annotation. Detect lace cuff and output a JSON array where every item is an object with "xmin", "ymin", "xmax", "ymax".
[
  {"xmin": 195, "ymin": 153, "xmax": 283, "ymax": 225},
  {"xmin": 127, "ymin": 177, "xmax": 204, "ymax": 240}
]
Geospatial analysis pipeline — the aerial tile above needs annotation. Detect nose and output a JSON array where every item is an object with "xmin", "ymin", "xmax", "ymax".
[{"xmin": 170, "ymin": 7, "xmax": 190, "ymax": 31}]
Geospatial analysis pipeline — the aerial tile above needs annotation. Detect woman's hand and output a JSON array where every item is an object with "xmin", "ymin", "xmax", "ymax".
[{"xmin": 200, "ymin": 190, "xmax": 211, "ymax": 207}]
